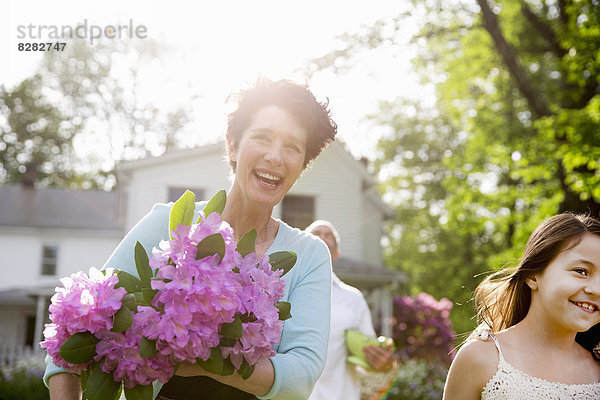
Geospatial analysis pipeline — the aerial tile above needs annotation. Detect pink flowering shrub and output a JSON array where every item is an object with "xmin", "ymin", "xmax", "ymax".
[
  {"xmin": 94, "ymin": 329, "xmax": 173, "ymax": 388},
  {"xmin": 391, "ymin": 292, "xmax": 455, "ymax": 364},
  {"xmin": 40, "ymin": 267, "xmax": 126, "ymax": 373},
  {"xmin": 41, "ymin": 190, "xmax": 294, "ymax": 399}
]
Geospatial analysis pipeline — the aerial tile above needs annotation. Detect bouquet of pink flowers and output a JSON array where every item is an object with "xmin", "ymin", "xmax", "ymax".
[{"xmin": 41, "ymin": 190, "xmax": 295, "ymax": 400}]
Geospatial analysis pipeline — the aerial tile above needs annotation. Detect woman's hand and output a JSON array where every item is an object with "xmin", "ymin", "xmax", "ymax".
[
  {"xmin": 174, "ymin": 358, "xmax": 275, "ymax": 396},
  {"xmin": 174, "ymin": 361, "xmax": 207, "ymax": 377}
]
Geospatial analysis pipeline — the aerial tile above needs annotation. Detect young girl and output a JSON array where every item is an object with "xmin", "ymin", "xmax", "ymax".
[{"xmin": 443, "ymin": 213, "xmax": 600, "ymax": 399}]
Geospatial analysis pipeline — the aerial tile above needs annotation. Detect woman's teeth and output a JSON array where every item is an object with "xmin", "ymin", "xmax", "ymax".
[
  {"xmin": 255, "ymin": 171, "xmax": 280, "ymax": 187},
  {"xmin": 572, "ymin": 301, "xmax": 598, "ymax": 312}
]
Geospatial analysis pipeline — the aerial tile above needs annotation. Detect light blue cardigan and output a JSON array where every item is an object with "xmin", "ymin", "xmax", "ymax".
[{"xmin": 44, "ymin": 202, "xmax": 332, "ymax": 400}]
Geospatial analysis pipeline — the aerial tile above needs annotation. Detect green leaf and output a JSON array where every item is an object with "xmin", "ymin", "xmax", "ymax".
[
  {"xmin": 123, "ymin": 384, "xmax": 153, "ymax": 400},
  {"xmin": 220, "ymin": 357, "xmax": 235, "ymax": 376},
  {"xmin": 196, "ymin": 233, "xmax": 226, "ymax": 262},
  {"xmin": 59, "ymin": 332, "xmax": 99, "ymax": 364},
  {"xmin": 195, "ymin": 347, "xmax": 223, "ymax": 375},
  {"xmin": 268, "ymin": 251, "xmax": 297, "ymax": 277},
  {"xmin": 115, "ymin": 384, "xmax": 123, "ymax": 400},
  {"xmin": 122, "ymin": 293, "xmax": 136, "ymax": 309},
  {"xmin": 236, "ymin": 229, "xmax": 257, "ymax": 257},
  {"xmin": 140, "ymin": 337, "xmax": 158, "ymax": 359},
  {"xmin": 142, "ymin": 288, "xmax": 158, "ymax": 304},
  {"xmin": 219, "ymin": 337, "xmax": 237, "ymax": 347},
  {"xmin": 275, "ymin": 301, "xmax": 292, "ymax": 321},
  {"xmin": 200, "ymin": 190, "xmax": 227, "ymax": 221},
  {"xmin": 240, "ymin": 312, "xmax": 257, "ymax": 323},
  {"xmin": 83, "ymin": 363, "xmax": 121, "ymax": 400},
  {"xmin": 133, "ymin": 292, "xmax": 150, "ymax": 307},
  {"xmin": 111, "ymin": 306, "xmax": 132, "ymax": 333},
  {"xmin": 220, "ymin": 316, "xmax": 242, "ymax": 339},
  {"xmin": 134, "ymin": 242, "xmax": 152, "ymax": 288},
  {"xmin": 169, "ymin": 190, "xmax": 196, "ymax": 238},
  {"xmin": 115, "ymin": 271, "xmax": 142, "ymax": 293},
  {"xmin": 80, "ymin": 368, "xmax": 90, "ymax": 391},
  {"xmin": 237, "ymin": 359, "xmax": 255, "ymax": 380}
]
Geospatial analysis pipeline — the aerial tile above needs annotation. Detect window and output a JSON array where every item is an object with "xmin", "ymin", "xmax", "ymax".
[
  {"xmin": 281, "ymin": 195, "xmax": 315, "ymax": 230},
  {"xmin": 41, "ymin": 245, "xmax": 58, "ymax": 275},
  {"xmin": 168, "ymin": 187, "xmax": 205, "ymax": 203}
]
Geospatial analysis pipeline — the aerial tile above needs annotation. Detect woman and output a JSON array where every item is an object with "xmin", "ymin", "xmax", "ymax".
[{"xmin": 45, "ymin": 78, "xmax": 338, "ymax": 399}]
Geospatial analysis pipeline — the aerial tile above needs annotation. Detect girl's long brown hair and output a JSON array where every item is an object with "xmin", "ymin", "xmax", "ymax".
[{"xmin": 473, "ymin": 213, "xmax": 600, "ymax": 332}]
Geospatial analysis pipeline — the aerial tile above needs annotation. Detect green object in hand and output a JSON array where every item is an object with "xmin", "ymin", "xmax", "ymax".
[{"xmin": 345, "ymin": 329, "xmax": 395, "ymax": 370}]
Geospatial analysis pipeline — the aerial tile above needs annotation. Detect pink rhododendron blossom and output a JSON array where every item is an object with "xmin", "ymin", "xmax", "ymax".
[
  {"xmin": 42, "ymin": 207, "xmax": 289, "ymax": 385},
  {"xmin": 41, "ymin": 267, "xmax": 127, "ymax": 371},
  {"xmin": 94, "ymin": 329, "xmax": 173, "ymax": 388},
  {"xmin": 40, "ymin": 324, "xmax": 91, "ymax": 373},
  {"xmin": 46, "ymin": 267, "xmax": 126, "ymax": 335}
]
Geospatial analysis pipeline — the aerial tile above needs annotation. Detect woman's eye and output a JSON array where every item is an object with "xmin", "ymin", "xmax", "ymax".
[
  {"xmin": 254, "ymin": 134, "xmax": 269, "ymax": 141},
  {"xmin": 573, "ymin": 268, "xmax": 588, "ymax": 276},
  {"xmin": 286, "ymin": 144, "xmax": 301, "ymax": 153}
]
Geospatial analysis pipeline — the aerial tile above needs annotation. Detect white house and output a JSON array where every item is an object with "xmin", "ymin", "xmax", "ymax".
[
  {"xmin": 0, "ymin": 141, "xmax": 404, "ymax": 350},
  {"xmin": 0, "ymin": 184, "xmax": 123, "ymax": 350}
]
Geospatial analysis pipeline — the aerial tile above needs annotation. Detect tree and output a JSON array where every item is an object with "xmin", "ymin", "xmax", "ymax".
[
  {"xmin": 1, "ymin": 37, "xmax": 194, "ymax": 189},
  {"xmin": 308, "ymin": 0, "xmax": 600, "ymax": 333},
  {"xmin": 0, "ymin": 74, "xmax": 81, "ymax": 186}
]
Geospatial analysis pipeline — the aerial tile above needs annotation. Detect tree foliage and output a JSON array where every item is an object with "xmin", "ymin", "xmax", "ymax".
[
  {"xmin": 310, "ymin": 0, "xmax": 600, "ymax": 333},
  {"xmin": 0, "ymin": 38, "xmax": 192, "ymax": 189},
  {"xmin": 0, "ymin": 74, "xmax": 80, "ymax": 186}
]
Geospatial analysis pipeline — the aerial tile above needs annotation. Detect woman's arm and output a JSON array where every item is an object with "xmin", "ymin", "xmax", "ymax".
[
  {"xmin": 262, "ymin": 240, "xmax": 331, "ymax": 399},
  {"xmin": 443, "ymin": 339, "xmax": 497, "ymax": 400},
  {"xmin": 176, "ymin": 358, "xmax": 274, "ymax": 396},
  {"xmin": 48, "ymin": 373, "xmax": 82, "ymax": 400}
]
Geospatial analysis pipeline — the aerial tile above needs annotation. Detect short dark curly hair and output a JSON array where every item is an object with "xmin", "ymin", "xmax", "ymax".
[{"xmin": 225, "ymin": 78, "xmax": 337, "ymax": 171}]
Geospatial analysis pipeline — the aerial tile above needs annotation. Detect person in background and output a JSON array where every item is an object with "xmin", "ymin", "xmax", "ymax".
[{"xmin": 306, "ymin": 220, "xmax": 395, "ymax": 400}]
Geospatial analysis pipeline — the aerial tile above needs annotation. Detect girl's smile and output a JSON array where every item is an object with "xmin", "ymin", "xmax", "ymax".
[{"xmin": 570, "ymin": 300, "xmax": 599, "ymax": 313}]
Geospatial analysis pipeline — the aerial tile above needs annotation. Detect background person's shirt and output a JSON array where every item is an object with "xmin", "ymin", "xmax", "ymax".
[{"xmin": 308, "ymin": 273, "xmax": 376, "ymax": 400}]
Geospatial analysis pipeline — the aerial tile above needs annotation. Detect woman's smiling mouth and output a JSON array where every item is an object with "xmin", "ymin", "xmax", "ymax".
[
  {"xmin": 570, "ymin": 300, "xmax": 599, "ymax": 313},
  {"xmin": 254, "ymin": 170, "xmax": 281, "ymax": 188}
]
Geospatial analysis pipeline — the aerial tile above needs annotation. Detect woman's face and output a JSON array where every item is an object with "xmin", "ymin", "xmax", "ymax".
[{"xmin": 228, "ymin": 105, "xmax": 307, "ymax": 208}]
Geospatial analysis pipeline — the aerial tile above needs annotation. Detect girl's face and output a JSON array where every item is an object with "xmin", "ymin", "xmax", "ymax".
[
  {"xmin": 228, "ymin": 105, "xmax": 307, "ymax": 208},
  {"xmin": 527, "ymin": 232, "xmax": 600, "ymax": 333}
]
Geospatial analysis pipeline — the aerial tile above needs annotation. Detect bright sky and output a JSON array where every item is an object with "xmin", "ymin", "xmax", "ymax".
[{"xmin": 3, "ymin": 0, "xmax": 429, "ymax": 163}]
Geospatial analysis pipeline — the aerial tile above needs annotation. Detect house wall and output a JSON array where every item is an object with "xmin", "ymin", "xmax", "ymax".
[
  {"xmin": 0, "ymin": 228, "xmax": 121, "ymax": 347},
  {"xmin": 292, "ymin": 145, "xmax": 364, "ymax": 261},
  {"xmin": 121, "ymin": 143, "xmax": 373, "ymax": 262},
  {"xmin": 0, "ymin": 228, "xmax": 121, "ymax": 291},
  {"xmin": 123, "ymin": 150, "xmax": 232, "ymax": 230},
  {"xmin": 361, "ymin": 194, "xmax": 384, "ymax": 266}
]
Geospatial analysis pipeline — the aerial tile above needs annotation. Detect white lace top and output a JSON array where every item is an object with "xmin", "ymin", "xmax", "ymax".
[{"xmin": 481, "ymin": 334, "xmax": 600, "ymax": 399}]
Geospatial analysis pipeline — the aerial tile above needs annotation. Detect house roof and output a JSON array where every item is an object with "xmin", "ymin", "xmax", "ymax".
[
  {"xmin": 117, "ymin": 142, "xmax": 225, "ymax": 172},
  {"xmin": 0, "ymin": 185, "xmax": 121, "ymax": 230}
]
